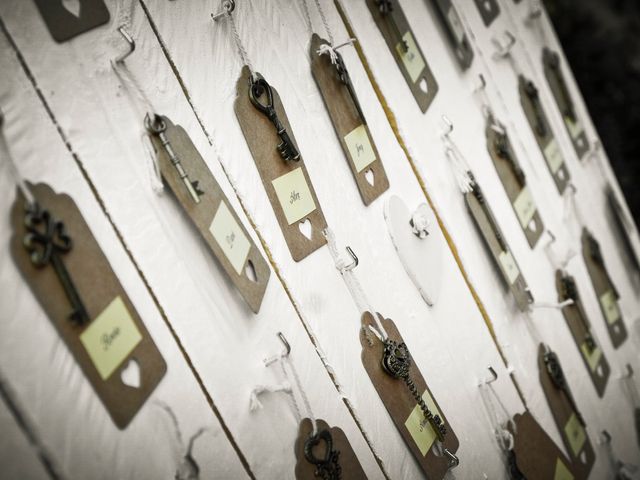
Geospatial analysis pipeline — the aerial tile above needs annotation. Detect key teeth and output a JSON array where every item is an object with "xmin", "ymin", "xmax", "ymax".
[{"xmin": 192, "ymin": 180, "xmax": 204, "ymax": 197}]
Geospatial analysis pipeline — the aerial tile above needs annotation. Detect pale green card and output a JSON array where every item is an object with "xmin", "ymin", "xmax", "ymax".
[
  {"xmin": 344, "ymin": 125, "xmax": 376, "ymax": 173},
  {"xmin": 513, "ymin": 186, "xmax": 536, "ymax": 229},
  {"xmin": 580, "ymin": 342, "xmax": 602, "ymax": 373},
  {"xmin": 499, "ymin": 250, "xmax": 520, "ymax": 285},
  {"xmin": 80, "ymin": 296, "xmax": 142, "ymax": 381},
  {"xmin": 405, "ymin": 390, "xmax": 441, "ymax": 456},
  {"xmin": 563, "ymin": 412, "xmax": 586, "ymax": 457},
  {"xmin": 397, "ymin": 32, "xmax": 425, "ymax": 83},
  {"xmin": 271, "ymin": 167, "xmax": 317, "ymax": 225},
  {"xmin": 554, "ymin": 457, "xmax": 574, "ymax": 480},
  {"xmin": 599, "ymin": 290, "xmax": 621, "ymax": 325},
  {"xmin": 543, "ymin": 139, "xmax": 564, "ymax": 174},
  {"xmin": 209, "ymin": 201, "xmax": 251, "ymax": 275}
]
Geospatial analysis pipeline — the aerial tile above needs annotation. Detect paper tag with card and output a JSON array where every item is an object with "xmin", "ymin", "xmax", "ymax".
[
  {"xmin": 147, "ymin": 115, "xmax": 270, "ymax": 313},
  {"xmin": 365, "ymin": 0, "xmax": 438, "ymax": 112},
  {"xmin": 429, "ymin": 0, "xmax": 474, "ymax": 69},
  {"xmin": 235, "ymin": 67, "xmax": 328, "ymax": 261},
  {"xmin": 309, "ymin": 34, "xmax": 389, "ymax": 205},
  {"xmin": 360, "ymin": 313, "xmax": 459, "ymax": 479},
  {"xmin": 10, "ymin": 183, "xmax": 166, "ymax": 428}
]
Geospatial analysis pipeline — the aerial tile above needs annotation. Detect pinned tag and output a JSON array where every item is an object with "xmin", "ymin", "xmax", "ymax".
[
  {"xmin": 34, "ymin": 0, "xmax": 110, "ymax": 43},
  {"xmin": 485, "ymin": 117, "xmax": 544, "ymax": 248},
  {"xmin": 473, "ymin": 0, "xmax": 500, "ymax": 27},
  {"xmin": 294, "ymin": 418, "xmax": 367, "ymax": 479},
  {"xmin": 509, "ymin": 411, "xmax": 577, "ymax": 479},
  {"xmin": 234, "ymin": 67, "xmax": 328, "ymax": 261},
  {"xmin": 429, "ymin": 0, "xmax": 474, "ymax": 69},
  {"xmin": 309, "ymin": 35, "xmax": 389, "ymax": 205},
  {"xmin": 360, "ymin": 313, "xmax": 459, "ymax": 478},
  {"xmin": 10, "ymin": 183, "xmax": 166, "ymax": 428},
  {"xmin": 542, "ymin": 48, "xmax": 590, "ymax": 159},
  {"xmin": 519, "ymin": 76, "xmax": 571, "ymax": 194},
  {"xmin": 365, "ymin": 0, "xmax": 439, "ymax": 112},
  {"xmin": 581, "ymin": 228, "xmax": 627, "ymax": 348},
  {"xmin": 465, "ymin": 182, "xmax": 533, "ymax": 311},
  {"xmin": 148, "ymin": 116, "xmax": 270, "ymax": 313},
  {"xmin": 556, "ymin": 271, "xmax": 611, "ymax": 397},
  {"xmin": 538, "ymin": 344, "xmax": 595, "ymax": 478},
  {"xmin": 384, "ymin": 196, "xmax": 443, "ymax": 306}
]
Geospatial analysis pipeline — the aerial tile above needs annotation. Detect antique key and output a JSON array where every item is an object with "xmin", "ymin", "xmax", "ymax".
[
  {"xmin": 543, "ymin": 349, "xmax": 585, "ymax": 426},
  {"xmin": 249, "ymin": 74, "xmax": 300, "ymax": 162},
  {"xmin": 333, "ymin": 51, "xmax": 366, "ymax": 124},
  {"xmin": 493, "ymin": 127, "xmax": 526, "ymax": 187},
  {"xmin": 377, "ymin": 0, "xmax": 408, "ymax": 53},
  {"xmin": 545, "ymin": 50, "xmax": 575, "ymax": 121},
  {"xmin": 145, "ymin": 114, "xmax": 204, "ymax": 204},
  {"xmin": 304, "ymin": 429, "xmax": 342, "ymax": 480},
  {"xmin": 469, "ymin": 175, "xmax": 508, "ymax": 252},
  {"xmin": 560, "ymin": 274, "xmax": 596, "ymax": 353},
  {"xmin": 523, "ymin": 81, "xmax": 547, "ymax": 138},
  {"xmin": 586, "ymin": 233, "xmax": 618, "ymax": 298},
  {"xmin": 23, "ymin": 202, "xmax": 89, "ymax": 326},
  {"xmin": 381, "ymin": 339, "xmax": 447, "ymax": 441}
]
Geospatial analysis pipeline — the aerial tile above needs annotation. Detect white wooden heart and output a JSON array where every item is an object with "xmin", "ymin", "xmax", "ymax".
[{"xmin": 384, "ymin": 195, "xmax": 443, "ymax": 306}]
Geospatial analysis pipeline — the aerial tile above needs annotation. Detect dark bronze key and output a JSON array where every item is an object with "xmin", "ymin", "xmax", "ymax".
[
  {"xmin": 560, "ymin": 274, "xmax": 596, "ymax": 353},
  {"xmin": 381, "ymin": 339, "xmax": 447, "ymax": 441},
  {"xmin": 249, "ymin": 74, "xmax": 300, "ymax": 162},
  {"xmin": 23, "ymin": 202, "xmax": 89, "ymax": 326},
  {"xmin": 469, "ymin": 174, "xmax": 508, "ymax": 252},
  {"xmin": 145, "ymin": 114, "xmax": 204, "ymax": 203},
  {"xmin": 304, "ymin": 429, "xmax": 342, "ymax": 480},
  {"xmin": 333, "ymin": 51, "xmax": 366, "ymax": 124},
  {"xmin": 544, "ymin": 349, "xmax": 586, "ymax": 426},
  {"xmin": 493, "ymin": 127, "xmax": 526, "ymax": 187},
  {"xmin": 523, "ymin": 80, "xmax": 547, "ymax": 138},
  {"xmin": 544, "ymin": 50, "xmax": 575, "ymax": 121},
  {"xmin": 377, "ymin": 0, "xmax": 408, "ymax": 53}
]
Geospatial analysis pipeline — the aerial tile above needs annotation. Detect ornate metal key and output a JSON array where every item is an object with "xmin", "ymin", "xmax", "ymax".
[
  {"xmin": 543, "ymin": 349, "xmax": 585, "ymax": 426},
  {"xmin": 23, "ymin": 202, "xmax": 89, "ymax": 326},
  {"xmin": 304, "ymin": 429, "xmax": 342, "ymax": 480},
  {"xmin": 381, "ymin": 339, "xmax": 447, "ymax": 441},
  {"xmin": 145, "ymin": 114, "xmax": 204, "ymax": 203},
  {"xmin": 523, "ymin": 80, "xmax": 547, "ymax": 137},
  {"xmin": 544, "ymin": 50, "xmax": 575, "ymax": 121},
  {"xmin": 470, "ymin": 175, "xmax": 508, "ymax": 252},
  {"xmin": 377, "ymin": 0, "xmax": 408, "ymax": 53},
  {"xmin": 560, "ymin": 274, "xmax": 596, "ymax": 353},
  {"xmin": 249, "ymin": 74, "xmax": 300, "ymax": 162},
  {"xmin": 333, "ymin": 51, "xmax": 366, "ymax": 124},
  {"xmin": 493, "ymin": 127, "xmax": 526, "ymax": 187}
]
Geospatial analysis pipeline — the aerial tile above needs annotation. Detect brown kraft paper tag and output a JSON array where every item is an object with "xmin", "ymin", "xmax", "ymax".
[
  {"xmin": 360, "ymin": 312, "xmax": 459, "ymax": 479},
  {"xmin": 234, "ymin": 66, "xmax": 328, "ymax": 261},
  {"xmin": 538, "ymin": 344, "xmax": 594, "ymax": 479},
  {"xmin": 294, "ymin": 418, "xmax": 367, "ymax": 479},
  {"xmin": 581, "ymin": 228, "xmax": 627, "ymax": 348},
  {"xmin": 519, "ymin": 75, "xmax": 571, "ymax": 194},
  {"xmin": 148, "ymin": 115, "xmax": 270, "ymax": 313},
  {"xmin": 365, "ymin": 0, "xmax": 438, "ymax": 113},
  {"xmin": 10, "ymin": 183, "xmax": 166, "ymax": 429},
  {"xmin": 465, "ymin": 182, "xmax": 533, "ymax": 311},
  {"xmin": 429, "ymin": 0, "xmax": 474, "ymax": 69},
  {"xmin": 542, "ymin": 48, "xmax": 590, "ymax": 160},
  {"xmin": 309, "ymin": 34, "xmax": 389, "ymax": 206},
  {"xmin": 34, "ymin": 0, "xmax": 110, "ymax": 43},
  {"xmin": 485, "ymin": 115, "xmax": 544, "ymax": 248},
  {"xmin": 556, "ymin": 270, "xmax": 610, "ymax": 397},
  {"xmin": 510, "ymin": 411, "xmax": 578, "ymax": 480}
]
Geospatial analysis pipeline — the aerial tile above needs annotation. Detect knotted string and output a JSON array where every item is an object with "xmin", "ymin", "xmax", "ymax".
[{"xmin": 441, "ymin": 125, "xmax": 474, "ymax": 194}]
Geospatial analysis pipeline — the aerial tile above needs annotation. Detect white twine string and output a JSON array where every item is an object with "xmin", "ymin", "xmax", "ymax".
[
  {"xmin": 0, "ymin": 113, "xmax": 36, "ymax": 206},
  {"xmin": 223, "ymin": 7, "xmax": 257, "ymax": 82},
  {"xmin": 249, "ymin": 354, "xmax": 318, "ymax": 436},
  {"xmin": 478, "ymin": 381, "xmax": 516, "ymax": 453},
  {"xmin": 300, "ymin": 0, "xmax": 355, "ymax": 64},
  {"xmin": 324, "ymin": 228, "xmax": 388, "ymax": 341},
  {"xmin": 441, "ymin": 132, "xmax": 474, "ymax": 194}
]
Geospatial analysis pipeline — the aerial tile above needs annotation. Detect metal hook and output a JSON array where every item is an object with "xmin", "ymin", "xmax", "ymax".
[
  {"xmin": 114, "ymin": 26, "xmax": 136, "ymax": 64},
  {"xmin": 264, "ymin": 332, "xmax": 291, "ymax": 366},
  {"xmin": 598, "ymin": 430, "xmax": 612, "ymax": 445},
  {"xmin": 524, "ymin": 0, "xmax": 543, "ymax": 26},
  {"xmin": 343, "ymin": 246, "xmax": 359, "ymax": 271},
  {"xmin": 444, "ymin": 448, "xmax": 460, "ymax": 469},
  {"xmin": 474, "ymin": 74, "xmax": 487, "ymax": 93},
  {"xmin": 619, "ymin": 364, "xmax": 634, "ymax": 380},
  {"xmin": 491, "ymin": 31, "xmax": 516, "ymax": 59},
  {"xmin": 441, "ymin": 115, "xmax": 454, "ymax": 138},
  {"xmin": 211, "ymin": 0, "xmax": 236, "ymax": 21},
  {"xmin": 479, "ymin": 366, "xmax": 498, "ymax": 386}
]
